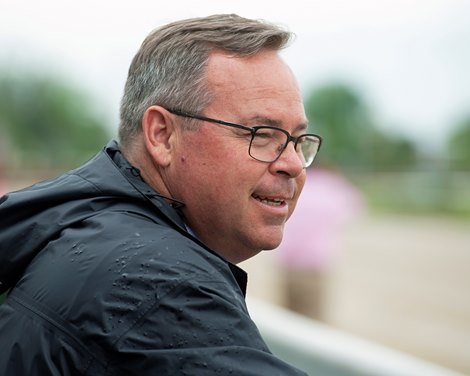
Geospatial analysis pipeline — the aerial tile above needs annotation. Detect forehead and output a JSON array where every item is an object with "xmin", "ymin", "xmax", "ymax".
[
  {"xmin": 205, "ymin": 50, "xmax": 306, "ymax": 126},
  {"xmin": 206, "ymin": 50, "xmax": 299, "ymax": 93}
]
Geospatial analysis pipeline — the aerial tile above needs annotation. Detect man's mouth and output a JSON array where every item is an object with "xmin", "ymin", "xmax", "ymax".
[{"xmin": 252, "ymin": 194, "xmax": 285, "ymax": 207}]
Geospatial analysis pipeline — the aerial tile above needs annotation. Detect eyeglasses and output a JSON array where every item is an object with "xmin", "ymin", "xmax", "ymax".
[{"xmin": 167, "ymin": 108, "xmax": 322, "ymax": 168}]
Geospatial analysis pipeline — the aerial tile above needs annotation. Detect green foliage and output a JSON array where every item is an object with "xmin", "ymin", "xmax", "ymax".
[
  {"xmin": 302, "ymin": 83, "xmax": 470, "ymax": 216},
  {"xmin": 447, "ymin": 117, "xmax": 470, "ymax": 170},
  {"xmin": 305, "ymin": 83, "xmax": 417, "ymax": 171},
  {"xmin": 0, "ymin": 71, "xmax": 110, "ymax": 168}
]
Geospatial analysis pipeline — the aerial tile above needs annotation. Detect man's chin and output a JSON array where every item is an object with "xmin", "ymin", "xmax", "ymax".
[{"xmin": 259, "ymin": 233, "xmax": 283, "ymax": 251}]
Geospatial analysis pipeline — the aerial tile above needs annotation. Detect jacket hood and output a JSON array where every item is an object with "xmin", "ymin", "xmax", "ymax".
[{"xmin": 0, "ymin": 141, "xmax": 186, "ymax": 294}]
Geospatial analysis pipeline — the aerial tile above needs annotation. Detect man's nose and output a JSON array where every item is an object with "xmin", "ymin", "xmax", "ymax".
[{"xmin": 270, "ymin": 142, "xmax": 305, "ymax": 177}]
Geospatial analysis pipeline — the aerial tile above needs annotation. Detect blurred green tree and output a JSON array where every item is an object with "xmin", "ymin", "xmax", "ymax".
[
  {"xmin": 0, "ymin": 71, "xmax": 110, "ymax": 169},
  {"xmin": 305, "ymin": 83, "xmax": 417, "ymax": 171},
  {"xmin": 447, "ymin": 116, "xmax": 470, "ymax": 170}
]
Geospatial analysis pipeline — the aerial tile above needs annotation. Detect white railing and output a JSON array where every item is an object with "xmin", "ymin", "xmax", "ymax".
[{"xmin": 248, "ymin": 297, "xmax": 465, "ymax": 376}]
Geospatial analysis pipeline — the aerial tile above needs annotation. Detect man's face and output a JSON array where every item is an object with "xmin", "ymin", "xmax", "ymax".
[{"xmin": 168, "ymin": 50, "xmax": 307, "ymax": 263}]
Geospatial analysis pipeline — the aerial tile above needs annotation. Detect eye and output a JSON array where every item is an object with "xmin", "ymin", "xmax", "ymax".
[
  {"xmin": 296, "ymin": 136, "xmax": 307, "ymax": 145},
  {"xmin": 252, "ymin": 128, "xmax": 279, "ymax": 147},
  {"xmin": 255, "ymin": 129, "xmax": 275, "ymax": 139}
]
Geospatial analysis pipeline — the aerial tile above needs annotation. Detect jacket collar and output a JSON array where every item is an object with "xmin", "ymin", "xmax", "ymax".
[{"xmin": 105, "ymin": 141, "xmax": 187, "ymax": 231}]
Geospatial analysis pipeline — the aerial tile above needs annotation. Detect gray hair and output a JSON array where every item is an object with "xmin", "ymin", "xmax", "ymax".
[{"xmin": 118, "ymin": 14, "xmax": 293, "ymax": 147}]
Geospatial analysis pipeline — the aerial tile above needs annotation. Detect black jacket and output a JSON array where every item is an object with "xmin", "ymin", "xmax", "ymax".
[{"xmin": 0, "ymin": 141, "xmax": 307, "ymax": 375}]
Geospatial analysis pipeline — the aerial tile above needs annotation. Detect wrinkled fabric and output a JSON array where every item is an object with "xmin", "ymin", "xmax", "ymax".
[{"xmin": 0, "ymin": 141, "xmax": 307, "ymax": 375}]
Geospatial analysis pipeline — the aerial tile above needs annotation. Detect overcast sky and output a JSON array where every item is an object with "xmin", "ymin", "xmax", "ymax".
[{"xmin": 1, "ymin": 0, "xmax": 470, "ymax": 152}]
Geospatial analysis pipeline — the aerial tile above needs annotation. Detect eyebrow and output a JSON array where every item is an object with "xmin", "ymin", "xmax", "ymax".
[{"xmin": 246, "ymin": 115, "xmax": 309, "ymax": 133}]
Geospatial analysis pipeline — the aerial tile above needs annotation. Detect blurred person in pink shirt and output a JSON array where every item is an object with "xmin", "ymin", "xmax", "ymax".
[{"xmin": 277, "ymin": 166, "xmax": 365, "ymax": 320}]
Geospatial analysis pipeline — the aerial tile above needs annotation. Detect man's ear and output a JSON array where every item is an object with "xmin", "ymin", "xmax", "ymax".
[{"xmin": 142, "ymin": 106, "xmax": 175, "ymax": 167}]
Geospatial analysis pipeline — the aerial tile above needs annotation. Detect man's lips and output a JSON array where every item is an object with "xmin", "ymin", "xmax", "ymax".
[{"xmin": 252, "ymin": 194, "xmax": 288, "ymax": 207}]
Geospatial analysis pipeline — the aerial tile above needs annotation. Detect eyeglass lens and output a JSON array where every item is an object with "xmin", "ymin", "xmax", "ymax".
[{"xmin": 249, "ymin": 128, "xmax": 320, "ymax": 167}]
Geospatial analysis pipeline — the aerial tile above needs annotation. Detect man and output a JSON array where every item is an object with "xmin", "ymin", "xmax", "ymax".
[{"xmin": 0, "ymin": 14, "xmax": 322, "ymax": 375}]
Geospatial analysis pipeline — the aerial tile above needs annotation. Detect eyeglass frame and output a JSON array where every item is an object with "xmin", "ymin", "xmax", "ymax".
[{"xmin": 165, "ymin": 108, "xmax": 323, "ymax": 167}]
